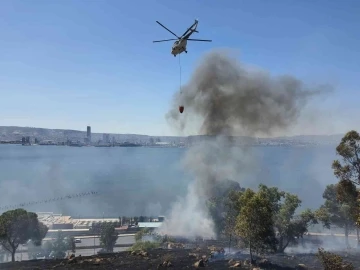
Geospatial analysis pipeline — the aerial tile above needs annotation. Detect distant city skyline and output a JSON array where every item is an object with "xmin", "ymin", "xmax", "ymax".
[
  {"xmin": 1, "ymin": 1, "xmax": 359, "ymax": 136},
  {"xmin": 0, "ymin": 125, "xmax": 346, "ymax": 139}
]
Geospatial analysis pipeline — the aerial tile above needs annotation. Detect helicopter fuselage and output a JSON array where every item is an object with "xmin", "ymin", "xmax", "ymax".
[
  {"xmin": 153, "ymin": 19, "xmax": 210, "ymax": 57},
  {"xmin": 171, "ymin": 38, "xmax": 188, "ymax": 57}
]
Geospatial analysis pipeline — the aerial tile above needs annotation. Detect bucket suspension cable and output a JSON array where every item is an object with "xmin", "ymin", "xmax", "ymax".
[
  {"xmin": 179, "ymin": 54, "xmax": 182, "ymax": 94},
  {"xmin": 178, "ymin": 54, "xmax": 185, "ymax": 114}
]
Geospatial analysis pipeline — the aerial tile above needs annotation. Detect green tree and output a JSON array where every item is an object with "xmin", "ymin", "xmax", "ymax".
[
  {"xmin": 100, "ymin": 223, "xmax": 118, "ymax": 252},
  {"xmin": 0, "ymin": 209, "xmax": 48, "ymax": 262},
  {"xmin": 332, "ymin": 130, "xmax": 360, "ymax": 185},
  {"xmin": 259, "ymin": 184, "xmax": 317, "ymax": 253},
  {"xmin": 317, "ymin": 184, "xmax": 355, "ymax": 247},
  {"xmin": 314, "ymin": 207, "xmax": 331, "ymax": 229},
  {"xmin": 135, "ymin": 228, "xmax": 150, "ymax": 242},
  {"xmin": 206, "ymin": 180, "xmax": 244, "ymax": 239},
  {"xmin": 235, "ymin": 189, "xmax": 277, "ymax": 262},
  {"xmin": 48, "ymin": 231, "xmax": 73, "ymax": 259},
  {"xmin": 139, "ymin": 216, "xmax": 146, "ymax": 222},
  {"xmin": 65, "ymin": 236, "xmax": 76, "ymax": 254},
  {"xmin": 207, "ymin": 196, "xmax": 226, "ymax": 238},
  {"xmin": 32, "ymin": 232, "xmax": 75, "ymax": 259},
  {"xmin": 223, "ymin": 190, "xmax": 242, "ymax": 249},
  {"xmin": 331, "ymin": 130, "xmax": 360, "ymax": 245},
  {"xmin": 337, "ymin": 180, "xmax": 360, "ymax": 245}
]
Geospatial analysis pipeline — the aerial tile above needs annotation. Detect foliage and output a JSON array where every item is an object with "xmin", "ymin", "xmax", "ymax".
[
  {"xmin": 314, "ymin": 206, "xmax": 331, "ymax": 229},
  {"xmin": 206, "ymin": 180, "xmax": 244, "ymax": 238},
  {"xmin": 258, "ymin": 184, "xmax": 317, "ymax": 253},
  {"xmin": 0, "ymin": 208, "xmax": 48, "ymax": 262},
  {"xmin": 317, "ymin": 184, "xmax": 355, "ymax": 246},
  {"xmin": 235, "ymin": 188, "xmax": 277, "ymax": 262},
  {"xmin": 100, "ymin": 223, "xmax": 118, "ymax": 252},
  {"xmin": 135, "ymin": 228, "xmax": 151, "ymax": 242},
  {"xmin": 331, "ymin": 130, "xmax": 360, "ymax": 232},
  {"xmin": 223, "ymin": 190, "xmax": 242, "ymax": 243},
  {"xmin": 209, "ymin": 183, "xmax": 317, "ymax": 254},
  {"xmin": 296, "ymin": 209, "xmax": 318, "ymax": 236},
  {"xmin": 317, "ymin": 248, "xmax": 354, "ymax": 270},
  {"xmin": 207, "ymin": 197, "xmax": 226, "ymax": 238},
  {"xmin": 40, "ymin": 232, "xmax": 75, "ymax": 259},
  {"xmin": 160, "ymin": 234, "xmax": 175, "ymax": 243},
  {"xmin": 65, "ymin": 236, "xmax": 76, "ymax": 254},
  {"xmin": 337, "ymin": 180, "xmax": 360, "ymax": 227},
  {"xmin": 129, "ymin": 241, "xmax": 160, "ymax": 251},
  {"xmin": 332, "ymin": 130, "xmax": 360, "ymax": 185},
  {"xmin": 131, "ymin": 229, "xmax": 170, "ymax": 252},
  {"xmin": 49, "ymin": 232, "xmax": 68, "ymax": 259}
]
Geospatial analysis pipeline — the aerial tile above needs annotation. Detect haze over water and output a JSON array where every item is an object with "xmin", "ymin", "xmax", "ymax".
[{"xmin": 0, "ymin": 144, "xmax": 336, "ymax": 218}]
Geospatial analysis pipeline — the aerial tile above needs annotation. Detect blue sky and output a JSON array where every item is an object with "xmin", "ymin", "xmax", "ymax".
[{"xmin": 0, "ymin": 0, "xmax": 359, "ymax": 136}]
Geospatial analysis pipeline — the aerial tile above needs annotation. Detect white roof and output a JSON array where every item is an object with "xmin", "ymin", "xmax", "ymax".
[{"xmin": 138, "ymin": 222, "xmax": 163, "ymax": 228}]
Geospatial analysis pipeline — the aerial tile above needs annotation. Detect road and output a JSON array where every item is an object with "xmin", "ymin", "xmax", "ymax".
[
  {"xmin": 308, "ymin": 232, "xmax": 358, "ymax": 238},
  {"xmin": 74, "ymin": 235, "xmax": 135, "ymax": 248},
  {"xmin": 6, "ymin": 247, "xmax": 129, "ymax": 263},
  {"xmin": 1, "ymin": 234, "xmax": 135, "ymax": 263}
]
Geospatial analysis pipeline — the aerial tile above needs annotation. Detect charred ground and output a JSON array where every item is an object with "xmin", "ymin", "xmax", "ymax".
[{"xmin": 1, "ymin": 246, "xmax": 359, "ymax": 270}]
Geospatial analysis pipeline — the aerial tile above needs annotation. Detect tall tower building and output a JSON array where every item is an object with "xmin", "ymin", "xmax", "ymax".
[{"xmin": 87, "ymin": 126, "xmax": 91, "ymax": 144}]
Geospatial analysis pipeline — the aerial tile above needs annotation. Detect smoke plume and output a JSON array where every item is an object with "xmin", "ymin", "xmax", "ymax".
[
  {"xmin": 160, "ymin": 50, "xmax": 331, "ymax": 238},
  {"xmin": 166, "ymin": 50, "xmax": 330, "ymax": 136}
]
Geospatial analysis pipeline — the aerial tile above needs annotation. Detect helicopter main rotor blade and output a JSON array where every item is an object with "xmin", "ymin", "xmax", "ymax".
[
  {"xmin": 181, "ymin": 20, "xmax": 198, "ymax": 38},
  {"xmin": 187, "ymin": 38, "xmax": 212, "ymax": 42},
  {"xmin": 153, "ymin": 39, "xmax": 179, "ymax": 43},
  {"xmin": 156, "ymin": 21, "xmax": 180, "ymax": 38}
]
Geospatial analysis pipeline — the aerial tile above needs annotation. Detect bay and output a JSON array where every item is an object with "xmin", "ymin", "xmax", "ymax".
[{"xmin": 0, "ymin": 144, "xmax": 337, "ymax": 218}]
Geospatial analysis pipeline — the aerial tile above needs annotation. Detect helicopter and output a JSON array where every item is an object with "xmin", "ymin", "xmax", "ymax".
[{"xmin": 153, "ymin": 19, "xmax": 212, "ymax": 57}]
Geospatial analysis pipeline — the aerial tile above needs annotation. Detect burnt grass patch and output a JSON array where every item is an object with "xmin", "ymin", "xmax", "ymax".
[{"xmin": 0, "ymin": 247, "xmax": 360, "ymax": 270}]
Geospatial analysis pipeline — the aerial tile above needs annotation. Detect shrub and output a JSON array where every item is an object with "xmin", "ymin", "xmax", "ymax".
[
  {"xmin": 129, "ymin": 241, "xmax": 160, "ymax": 251},
  {"xmin": 317, "ymin": 248, "xmax": 354, "ymax": 270}
]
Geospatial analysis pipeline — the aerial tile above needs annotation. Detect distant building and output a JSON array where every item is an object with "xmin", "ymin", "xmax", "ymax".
[
  {"xmin": 52, "ymin": 223, "xmax": 74, "ymax": 230},
  {"xmin": 21, "ymin": 136, "xmax": 31, "ymax": 145},
  {"xmin": 86, "ymin": 126, "xmax": 91, "ymax": 144},
  {"xmin": 155, "ymin": 142, "xmax": 171, "ymax": 147},
  {"xmin": 138, "ymin": 222, "xmax": 163, "ymax": 229},
  {"xmin": 103, "ymin": 134, "xmax": 110, "ymax": 144}
]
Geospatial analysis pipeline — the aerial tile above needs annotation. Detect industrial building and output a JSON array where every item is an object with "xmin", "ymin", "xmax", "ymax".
[
  {"xmin": 86, "ymin": 126, "xmax": 91, "ymax": 144},
  {"xmin": 36, "ymin": 212, "xmax": 165, "ymax": 235},
  {"xmin": 138, "ymin": 222, "xmax": 163, "ymax": 229}
]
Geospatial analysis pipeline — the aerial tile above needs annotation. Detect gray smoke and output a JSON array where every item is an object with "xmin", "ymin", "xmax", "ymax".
[
  {"xmin": 167, "ymin": 50, "xmax": 330, "ymax": 136},
  {"xmin": 160, "ymin": 50, "xmax": 331, "ymax": 238}
]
